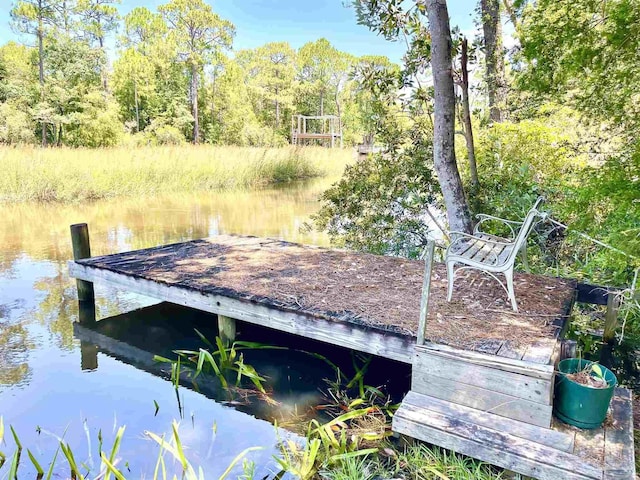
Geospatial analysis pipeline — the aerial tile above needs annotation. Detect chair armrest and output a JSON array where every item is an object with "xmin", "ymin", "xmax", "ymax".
[
  {"xmin": 474, "ymin": 214, "xmax": 522, "ymax": 238},
  {"xmin": 475, "ymin": 214, "xmax": 523, "ymax": 225}
]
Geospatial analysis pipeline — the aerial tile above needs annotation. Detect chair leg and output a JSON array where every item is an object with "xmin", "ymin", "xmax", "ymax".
[
  {"xmin": 520, "ymin": 244, "xmax": 530, "ymax": 272},
  {"xmin": 505, "ymin": 269, "xmax": 518, "ymax": 312},
  {"xmin": 446, "ymin": 261, "xmax": 455, "ymax": 302}
]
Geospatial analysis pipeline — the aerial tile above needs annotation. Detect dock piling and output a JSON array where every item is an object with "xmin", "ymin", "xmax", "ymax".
[
  {"xmin": 71, "ymin": 223, "xmax": 96, "ymax": 324},
  {"xmin": 218, "ymin": 314, "xmax": 236, "ymax": 345}
]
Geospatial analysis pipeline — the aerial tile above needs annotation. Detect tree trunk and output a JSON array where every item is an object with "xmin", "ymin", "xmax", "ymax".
[
  {"xmin": 99, "ymin": 35, "xmax": 108, "ymax": 91},
  {"xmin": 426, "ymin": 0, "xmax": 473, "ymax": 233},
  {"xmin": 191, "ymin": 63, "xmax": 199, "ymax": 144},
  {"xmin": 275, "ymin": 86, "xmax": 280, "ymax": 128},
  {"xmin": 320, "ymin": 91, "xmax": 324, "ymax": 116},
  {"xmin": 134, "ymin": 78, "xmax": 140, "ymax": 132},
  {"xmin": 460, "ymin": 38, "xmax": 479, "ymax": 190},
  {"xmin": 335, "ymin": 81, "xmax": 343, "ymax": 148},
  {"xmin": 57, "ymin": 123, "xmax": 62, "ymax": 147},
  {"xmin": 38, "ymin": 15, "xmax": 47, "ymax": 147},
  {"xmin": 481, "ymin": 0, "xmax": 506, "ymax": 123}
]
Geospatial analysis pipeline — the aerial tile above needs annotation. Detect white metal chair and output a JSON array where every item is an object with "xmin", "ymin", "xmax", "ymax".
[{"xmin": 445, "ymin": 198, "xmax": 545, "ymax": 311}]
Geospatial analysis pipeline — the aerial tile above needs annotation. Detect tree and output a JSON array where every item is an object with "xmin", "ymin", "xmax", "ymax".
[
  {"xmin": 239, "ymin": 42, "xmax": 296, "ymax": 130},
  {"xmin": 76, "ymin": 0, "xmax": 120, "ymax": 89},
  {"xmin": 353, "ymin": 0, "xmax": 473, "ymax": 233},
  {"xmin": 298, "ymin": 38, "xmax": 339, "ymax": 116},
  {"xmin": 480, "ymin": 0, "xmax": 506, "ymax": 123},
  {"xmin": 159, "ymin": 0, "xmax": 234, "ymax": 144},
  {"xmin": 518, "ymin": 0, "xmax": 640, "ymax": 132},
  {"xmin": 10, "ymin": 0, "xmax": 60, "ymax": 145}
]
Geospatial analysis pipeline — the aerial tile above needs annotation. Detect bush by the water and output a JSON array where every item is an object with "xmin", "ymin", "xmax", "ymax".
[{"xmin": 0, "ymin": 146, "xmax": 350, "ymax": 203}]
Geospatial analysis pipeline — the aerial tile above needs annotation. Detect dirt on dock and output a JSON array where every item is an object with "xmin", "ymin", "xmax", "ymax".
[{"xmin": 79, "ymin": 235, "xmax": 575, "ymax": 356}]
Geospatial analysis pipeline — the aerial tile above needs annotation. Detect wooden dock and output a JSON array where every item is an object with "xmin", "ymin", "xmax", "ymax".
[{"xmin": 67, "ymin": 231, "xmax": 635, "ymax": 480}]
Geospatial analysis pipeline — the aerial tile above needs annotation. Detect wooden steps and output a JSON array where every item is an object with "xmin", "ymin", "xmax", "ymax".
[{"xmin": 393, "ymin": 389, "xmax": 635, "ymax": 480}]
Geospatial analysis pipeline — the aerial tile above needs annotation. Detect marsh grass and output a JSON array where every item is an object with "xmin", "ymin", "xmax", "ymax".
[{"xmin": 0, "ymin": 145, "xmax": 351, "ymax": 202}]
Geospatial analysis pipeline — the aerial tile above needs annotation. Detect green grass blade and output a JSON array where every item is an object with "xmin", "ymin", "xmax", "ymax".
[
  {"xmin": 153, "ymin": 435, "xmax": 167, "ymax": 480},
  {"xmin": 10, "ymin": 426, "xmax": 22, "ymax": 450},
  {"xmin": 104, "ymin": 426, "xmax": 125, "ymax": 480},
  {"xmin": 44, "ymin": 443, "xmax": 61, "ymax": 480},
  {"xmin": 217, "ymin": 447, "xmax": 263, "ymax": 480},
  {"xmin": 100, "ymin": 452, "xmax": 126, "ymax": 480},
  {"xmin": 8, "ymin": 449, "xmax": 20, "ymax": 480},
  {"xmin": 171, "ymin": 421, "xmax": 188, "ymax": 472},
  {"xmin": 329, "ymin": 448, "xmax": 378, "ymax": 462},
  {"xmin": 215, "ymin": 337, "xmax": 229, "ymax": 363},
  {"xmin": 27, "ymin": 449, "xmax": 45, "ymax": 475},
  {"xmin": 193, "ymin": 329, "xmax": 215, "ymax": 349}
]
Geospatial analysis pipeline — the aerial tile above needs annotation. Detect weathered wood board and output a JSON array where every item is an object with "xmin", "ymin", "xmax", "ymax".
[
  {"xmin": 412, "ymin": 343, "xmax": 554, "ymax": 427},
  {"xmin": 394, "ymin": 388, "xmax": 636, "ymax": 480}
]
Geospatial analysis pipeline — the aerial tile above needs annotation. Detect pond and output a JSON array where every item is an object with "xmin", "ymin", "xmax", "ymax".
[{"xmin": 0, "ymin": 178, "xmax": 411, "ymax": 478}]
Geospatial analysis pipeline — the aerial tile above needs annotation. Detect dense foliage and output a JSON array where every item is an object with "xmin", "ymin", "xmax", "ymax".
[
  {"xmin": 1, "ymin": 0, "xmax": 392, "ymax": 147},
  {"xmin": 316, "ymin": 0, "xmax": 639, "ymax": 297}
]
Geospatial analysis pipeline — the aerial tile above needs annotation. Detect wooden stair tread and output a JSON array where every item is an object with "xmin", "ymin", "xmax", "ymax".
[{"xmin": 393, "ymin": 388, "xmax": 637, "ymax": 480}]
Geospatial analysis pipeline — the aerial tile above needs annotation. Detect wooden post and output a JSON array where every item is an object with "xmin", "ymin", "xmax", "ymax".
[
  {"xmin": 80, "ymin": 341, "xmax": 98, "ymax": 370},
  {"xmin": 603, "ymin": 292, "xmax": 621, "ymax": 343},
  {"xmin": 70, "ymin": 223, "xmax": 95, "ymax": 303},
  {"xmin": 218, "ymin": 314, "xmax": 236, "ymax": 345},
  {"xmin": 417, "ymin": 240, "xmax": 436, "ymax": 345},
  {"xmin": 560, "ymin": 339, "xmax": 577, "ymax": 360}
]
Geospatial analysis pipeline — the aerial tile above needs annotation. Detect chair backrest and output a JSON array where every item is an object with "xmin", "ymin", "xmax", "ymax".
[{"xmin": 506, "ymin": 197, "xmax": 545, "ymax": 263}]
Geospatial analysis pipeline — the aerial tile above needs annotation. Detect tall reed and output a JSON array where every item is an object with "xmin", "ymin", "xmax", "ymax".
[{"xmin": 0, "ymin": 145, "xmax": 352, "ymax": 202}]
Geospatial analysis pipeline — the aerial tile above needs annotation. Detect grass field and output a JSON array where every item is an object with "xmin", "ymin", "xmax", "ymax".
[{"xmin": 0, "ymin": 145, "xmax": 352, "ymax": 202}]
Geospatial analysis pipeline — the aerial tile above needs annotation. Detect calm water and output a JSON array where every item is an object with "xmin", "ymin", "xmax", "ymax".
[{"xmin": 0, "ymin": 179, "xmax": 410, "ymax": 478}]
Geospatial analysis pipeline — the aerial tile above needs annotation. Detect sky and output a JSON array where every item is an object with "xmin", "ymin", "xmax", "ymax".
[{"xmin": 0, "ymin": 0, "xmax": 480, "ymax": 63}]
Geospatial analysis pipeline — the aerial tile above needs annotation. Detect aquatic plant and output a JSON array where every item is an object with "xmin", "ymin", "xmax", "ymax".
[
  {"xmin": 155, "ymin": 331, "xmax": 287, "ymax": 396},
  {"xmin": 0, "ymin": 417, "xmax": 259, "ymax": 480}
]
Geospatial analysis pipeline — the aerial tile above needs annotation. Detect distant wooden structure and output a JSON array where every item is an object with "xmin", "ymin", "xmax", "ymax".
[
  {"xmin": 291, "ymin": 114, "xmax": 342, "ymax": 148},
  {"xmin": 68, "ymin": 229, "xmax": 635, "ymax": 480}
]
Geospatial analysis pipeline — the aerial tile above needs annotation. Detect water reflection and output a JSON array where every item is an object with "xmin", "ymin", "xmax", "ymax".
[{"xmin": 0, "ymin": 179, "xmax": 336, "ymax": 477}]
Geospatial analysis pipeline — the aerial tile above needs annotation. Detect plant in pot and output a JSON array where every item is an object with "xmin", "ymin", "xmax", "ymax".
[{"xmin": 554, "ymin": 358, "xmax": 617, "ymax": 429}]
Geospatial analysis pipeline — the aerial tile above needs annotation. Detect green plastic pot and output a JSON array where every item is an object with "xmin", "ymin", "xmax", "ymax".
[{"xmin": 553, "ymin": 358, "xmax": 617, "ymax": 429}]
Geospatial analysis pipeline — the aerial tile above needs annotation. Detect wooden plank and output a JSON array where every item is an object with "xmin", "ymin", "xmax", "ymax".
[
  {"xmin": 604, "ymin": 388, "xmax": 636, "ymax": 480},
  {"xmin": 413, "ymin": 348, "xmax": 553, "ymax": 405},
  {"xmin": 574, "ymin": 426, "xmax": 605, "ymax": 470},
  {"xmin": 68, "ymin": 261, "xmax": 416, "ymax": 364},
  {"xmin": 393, "ymin": 404, "xmax": 602, "ymax": 480},
  {"xmin": 521, "ymin": 338, "xmax": 557, "ymax": 365},
  {"xmin": 472, "ymin": 339, "xmax": 504, "ymax": 355},
  {"xmin": 497, "ymin": 341, "xmax": 527, "ymax": 360},
  {"xmin": 401, "ymin": 391, "xmax": 574, "ymax": 452},
  {"xmin": 418, "ymin": 343, "xmax": 555, "ymax": 380},
  {"xmin": 411, "ymin": 370, "xmax": 552, "ymax": 427}
]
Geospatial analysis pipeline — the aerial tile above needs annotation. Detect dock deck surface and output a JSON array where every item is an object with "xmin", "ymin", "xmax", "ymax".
[{"xmin": 70, "ymin": 235, "xmax": 575, "ymax": 365}]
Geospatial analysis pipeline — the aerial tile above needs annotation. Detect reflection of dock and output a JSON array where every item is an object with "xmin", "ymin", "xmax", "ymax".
[
  {"xmin": 68, "ymin": 231, "xmax": 635, "ymax": 479},
  {"xmin": 73, "ymin": 303, "xmax": 328, "ymax": 423}
]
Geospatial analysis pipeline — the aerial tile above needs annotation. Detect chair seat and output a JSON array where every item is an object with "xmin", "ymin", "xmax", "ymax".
[{"xmin": 448, "ymin": 233, "xmax": 514, "ymax": 267}]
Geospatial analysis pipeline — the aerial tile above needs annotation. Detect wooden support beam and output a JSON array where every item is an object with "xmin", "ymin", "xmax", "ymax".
[
  {"xmin": 603, "ymin": 292, "xmax": 621, "ymax": 342},
  {"xmin": 417, "ymin": 240, "xmax": 435, "ymax": 345},
  {"xmin": 217, "ymin": 314, "xmax": 236, "ymax": 345},
  {"xmin": 70, "ymin": 223, "xmax": 95, "ymax": 304},
  {"xmin": 68, "ymin": 261, "xmax": 416, "ymax": 363}
]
